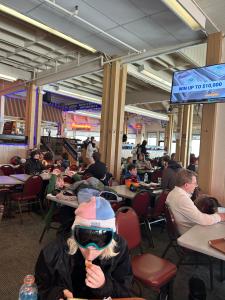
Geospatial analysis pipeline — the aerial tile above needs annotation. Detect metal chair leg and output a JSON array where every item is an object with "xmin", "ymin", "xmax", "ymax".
[
  {"xmin": 220, "ymin": 260, "xmax": 224, "ymax": 282},
  {"xmin": 17, "ymin": 201, "xmax": 23, "ymax": 224},
  {"xmin": 39, "ymin": 226, "xmax": 48, "ymax": 243},
  {"xmin": 209, "ymin": 258, "xmax": 213, "ymax": 290}
]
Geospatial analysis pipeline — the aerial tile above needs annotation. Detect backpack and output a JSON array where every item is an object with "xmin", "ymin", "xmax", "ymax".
[{"xmin": 99, "ymin": 190, "xmax": 123, "ymax": 203}]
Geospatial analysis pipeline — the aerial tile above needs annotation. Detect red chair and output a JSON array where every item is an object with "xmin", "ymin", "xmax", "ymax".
[
  {"xmin": 10, "ymin": 175, "xmax": 43, "ymax": 223},
  {"xmin": 147, "ymin": 191, "xmax": 169, "ymax": 228},
  {"xmin": 163, "ymin": 205, "xmax": 214, "ymax": 290},
  {"xmin": 131, "ymin": 191, "xmax": 154, "ymax": 247},
  {"xmin": 0, "ymin": 165, "xmax": 15, "ymax": 176},
  {"xmin": 14, "ymin": 165, "xmax": 25, "ymax": 174},
  {"xmin": 151, "ymin": 169, "xmax": 162, "ymax": 183},
  {"xmin": 63, "ymin": 175, "xmax": 74, "ymax": 184},
  {"xmin": 116, "ymin": 207, "xmax": 177, "ymax": 299},
  {"xmin": 70, "ymin": 164, "xmax": 79, "ymax": 171}
]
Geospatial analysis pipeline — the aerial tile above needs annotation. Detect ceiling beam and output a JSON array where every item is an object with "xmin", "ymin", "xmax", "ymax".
[
  {"xmin": 126, "ymin": 89, "xmax": 169, "ymax": 105},
  {"xmin": 35, "ymin": 55, "xmax": 103, "ymax": 86},
  {"xmin": 0, "ymin": 62, "xmax": 31, "ymax": 80}
]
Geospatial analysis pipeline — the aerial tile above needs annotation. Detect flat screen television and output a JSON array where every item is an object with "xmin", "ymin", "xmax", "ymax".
[{"xmin": 170, "ymin": 63, "xmax": 225, "ymax": 104}]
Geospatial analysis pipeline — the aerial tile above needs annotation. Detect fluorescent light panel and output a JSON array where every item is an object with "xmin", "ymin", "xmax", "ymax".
[
  {"xmin": 162, "ymin": 0, "xmax": 206, "ymax": 31},
  {"xmin": 0, "ymin": 4, "xmax": 96, "ymax": 53},
  {"xmin": 139, "ymin": 68, "xmax": 171, "ymax": 88},
  {"xmin": 67, "ymin": 110, "xmax": 101, "ymax": 119},
  {"xmin": 0, "ymin": 73, "xmax": 17, "ymax": 81},
  {"xmin": 125, "ymin": 105, "xmax": 168, "ymax": 121},
  {"xmin": 58, "ymin": 89, "xmax": 102, "ymax": 104}
]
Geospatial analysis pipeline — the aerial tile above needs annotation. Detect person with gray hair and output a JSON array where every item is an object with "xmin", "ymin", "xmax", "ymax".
[{"xmin": 166, "ymin": 169, "xmax": 225, "ymax": 234}]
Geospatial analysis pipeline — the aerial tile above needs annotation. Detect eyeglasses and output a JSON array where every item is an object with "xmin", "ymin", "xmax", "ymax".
[{"xmin": 74, "ymin": 225, "xmax": 114, "ymax": 250}]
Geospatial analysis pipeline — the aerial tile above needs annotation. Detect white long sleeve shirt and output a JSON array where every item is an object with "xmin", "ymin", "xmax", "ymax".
[{"xmin": 166, "ymin": 186, "xmax": 221, "ymax": 235}]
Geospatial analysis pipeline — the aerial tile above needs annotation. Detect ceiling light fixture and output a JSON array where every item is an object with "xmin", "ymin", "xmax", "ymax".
[
  {"xmin": 0, "ymin": 4, "xmax": 96, "ymax": 53},
  {"xmin": 0, "ymin": 73, "xmax": 17, "ymax": 81},
  {"xmin": 125, "ymin": 105, "xmax": 169, "ymax": 121},
  {"xmin": 58, "ymin": 89, "xmax": 102, "ymax": 104},
  {"xmin": 139, "ymin": 65, "xmax": 172, "ymax": 88},
  {"xmin": 67, "ymin": 110, "xmax": 101, "ymax": 119},
  {"xmin": 162, "ymin": 0, "xmax": 206, "ymax": 31}
]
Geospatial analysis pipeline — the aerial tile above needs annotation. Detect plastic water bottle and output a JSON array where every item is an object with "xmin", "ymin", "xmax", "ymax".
[
  {"xmin": 19, "ymin": 275, "xmax": 38, "ymax": 300},
  {"xmin": 144, "ymin": 173, "xmax": 148, "ymax": 183},
  {"xmin": 0, "ymin": 205, "xmax": 4, "ymax": 222}
]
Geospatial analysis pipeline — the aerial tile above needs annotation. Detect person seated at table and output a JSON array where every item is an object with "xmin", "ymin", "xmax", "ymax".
[
  {"xmin": 194, "ymin": 195, "xmax": 220, "ymax": 215},
  {"xmin": 61, "ymin": 152, "xmax": 70, "ymax": 170},
  {"xmin": 124, "ymin": 163, "xmax": 140, "ymax": 182},
  {"xmin": 136, "ymin": 153, "xmax": 152, "ymax": 170},
  {"xmin": 161, "ymin": 156, "xmax": 182, "ymax": 191},
  {"xmin": 83, "ymin": 152, "xmax": 107, "ymax": 183},
  {"xmin": 35, "ymin": 197, "xmax": 133, "ymax": 300},
  {"xmin": 42, "ymin": 151, "xmax": 54, "ymax": 169},
  {"xmin": 121, "ymin": 156, "xmax": 132, "ymax": 175},
  {"xmin": 24, "ymin": 149, "xmax": 44, "ymax": 175},
  {"xmin": 166, "ymin": 169, "xmax": 225, "ymax": 235}
]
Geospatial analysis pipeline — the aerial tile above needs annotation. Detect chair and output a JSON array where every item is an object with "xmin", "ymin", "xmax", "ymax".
[
  {"xmin": 131, "ymin": 191, "xmax": 154, "ymax": 247},
  {"xmin": 147, "ymin": 191, "xmax": 169, "ymax": 228},
  {"xmin": 163, "ymin": 205, "xmax": 214, "ymax": 290},
  {"xmin": 151, "ymin": 169, "xmax": 162, "ymax": 183},
  {"xmin": 10, "ymin": 175, "xmax": 43, "ymax": 223},
  {"xmin": 0, "ymin": 164, "xmax": 15, "ymax": 176},
  {"xmin": 63, "ymin": 175, "xmax": 74, "ymax": 184},
  {"xmin": 14, "ymin": 165, "xmax": 25, "ymax": 174},
  {"xmin": 116, "ymin": 207, "xmax": 177, "ymax": 299}
]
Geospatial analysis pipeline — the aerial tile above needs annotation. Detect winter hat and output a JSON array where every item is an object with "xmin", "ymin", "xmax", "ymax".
[{"xmin": 73, "ymin": 196, "xmax": 116, "ymax": 232}]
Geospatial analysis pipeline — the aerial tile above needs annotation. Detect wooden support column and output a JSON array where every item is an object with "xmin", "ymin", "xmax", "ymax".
[
  {"xmin": 100, "ymin": 64, "xmax": 111, "ymax": 163},
  {"xmin": 175, "ymin": 106, "xmax": 184, "ymax": 162},
  {"xmin": 100, "ymin": 62, "xmax": 127, "ymax": 177},
  {"xmin": 198, "ymin": 32, "xmax": 225, "ymax": 202},
  {"xmin": 36, "ymin": 87, "xmax": 43, "ymax": 147},
  {"xmin": 186, "ymin": 104, "xmax": 194, "ymax": 166},
  {"xmin": 25, "ymin": 83, "xmax": 36, "ymax": 149},
  {"xmin": 164, "ymin": 114, "xmax": 174, "ymax": 155},
  {"xmin": 180, "ymin": 105, "xmax": 191, "ymax": 168},
  {"xmin": 114, "ymin": 65, "xmax": 127, "ymax": 180},
  {"xmin": 0, "ymin": 95, "xmax": 5, "ymax": 134}
]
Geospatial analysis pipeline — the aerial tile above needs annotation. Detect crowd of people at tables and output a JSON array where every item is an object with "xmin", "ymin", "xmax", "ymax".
[{"xmin": 1, "ymin": 137, "xmax": 223, "ymax": 300}]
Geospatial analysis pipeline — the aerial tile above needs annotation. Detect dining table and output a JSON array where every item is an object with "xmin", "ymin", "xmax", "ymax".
[
  {"xmin": 111, "ymin": 184, "xmax": 162, "ymax": 200},
  {"xmin": 0, "ymin": 175, "xmax": 24, "ymax": 186}
]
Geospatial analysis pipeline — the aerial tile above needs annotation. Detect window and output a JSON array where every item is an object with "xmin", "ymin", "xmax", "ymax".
[
  {"xmin": 191, "ymin": 135, "xmax": 200, "ymax": 156},
  {"xmin": 127, "ymin": 134, "xmax": 136, "ymax": 144},
  {"xmin": 147, "ymin": 132, "xmax": 157, "ymax": 146}
]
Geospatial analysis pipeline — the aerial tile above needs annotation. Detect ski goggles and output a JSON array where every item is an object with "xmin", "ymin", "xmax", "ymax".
[{"xmin": 74, "ymin": 225, "xmax": 114, "ymax": 250}]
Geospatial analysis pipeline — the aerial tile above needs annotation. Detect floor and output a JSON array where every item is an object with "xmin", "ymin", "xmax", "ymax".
[{"xmin": 0, "ymin": 212, "xmax": 225, "ymax": 300}]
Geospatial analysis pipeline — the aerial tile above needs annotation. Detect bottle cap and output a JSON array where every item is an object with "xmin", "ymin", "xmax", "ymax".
[{"xmin": 24, "ymin": 274, "xmax": 35, "ymax": 285}]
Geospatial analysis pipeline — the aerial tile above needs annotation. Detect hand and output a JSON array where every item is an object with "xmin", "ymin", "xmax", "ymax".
[
  {"xmin": 59, "ymin": 289, "xmax": 73, "ymax": 300},
  {"xmin": 85, "ymin": 263, "xmax": 105, "ymax": 289},
  {"xmin": 218, "ymin": 213, "xmax": 225, "ymax": 222}
]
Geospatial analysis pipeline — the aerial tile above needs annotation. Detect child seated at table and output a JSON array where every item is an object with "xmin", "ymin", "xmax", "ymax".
[{"xmin": 124, "ymin": 163, "xmax": 140, "ymax": 182}]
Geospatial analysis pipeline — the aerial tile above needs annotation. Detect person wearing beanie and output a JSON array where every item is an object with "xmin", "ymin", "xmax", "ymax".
[{"xmin": 35, "ymin": 197, "xmax": 133, "ymax": 300}]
